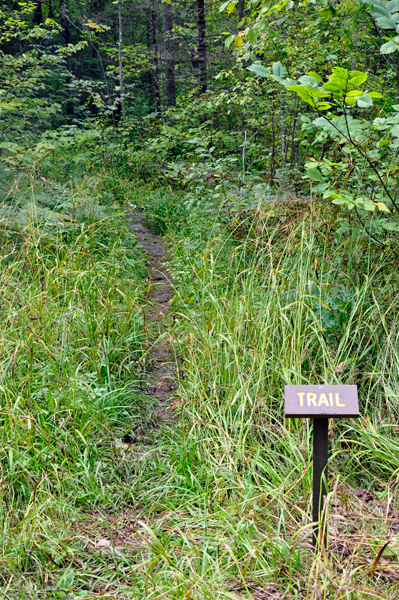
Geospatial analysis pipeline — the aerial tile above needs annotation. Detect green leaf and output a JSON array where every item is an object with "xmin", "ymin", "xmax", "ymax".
[
  {"xmin": 382, "ymin": 220, "xmax": 399, "ymax": 231},
  {"xmin": 322, "ymin": 82, "xmax": 345, "ymax": 93},
  {"xmin": 224, "ymin": 34, "xmax": 235, "ymax": 49},
  {"xmin": 380, "ymin": 40, "xmax": 399, "ymax": 53},
  {"xmin": 247, "ymin": 62, "xmax": 270, "ymax": 77},
  {"xmin": 357, "ymin": 94, "xmax": 373, "ymax": 108},
  {"xmin": 346, "ymin": 89, "xmax": 364, "ymax": 97},
  {"xmin": 298, "ymin": 75, "xmax": 320, "ymax": 88},
  {"xmin": 375, "ymin": 16, "xmax": 397, "ymax": 28},
  {"xmin": 314, "ymin": 101, "xmax": 332, "ymax": 110},
  {"xmin": 307, "ymin": 71, "xmax": 323, "ymax": 83},
  {"xmin": 371, "ymin": 5, "xmax": 391, "ymax": 18},
  {"xmin": 313, "ymin": 182, "xmax": 329, "ymax": 192},
  {"xmin": 306, "ymin": 167, "xmax": 324, "ymax": 181},
  {"xmin": 272, "ymin": 61, "xmax": 287, "ymax": 78},
  {"xmin": 219, "ymin": 0, "xmax": 231, "ymax": 12},
  {"xmin": 349, "ymin": 72, "xmax": 368, "ymax": 85},
  {"xmin": 369, "ymin": 91, "xmax": 383, "ymax": 98}
]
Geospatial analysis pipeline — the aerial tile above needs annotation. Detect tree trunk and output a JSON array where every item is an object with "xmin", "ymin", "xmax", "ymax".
[
  {"xmin": 151, "ymin": 0, "xmax": 161, "ymax": 111},
  {"xmin": 196, "ymin": 0, "xmax": 207, "ymax": 93},
  {"xmin": 59, "ymin": 0, "xmax": 71, "ymax": 48},
  {"xmin": 145, "ymin": 9, "xmax": 155, "ymax": 107},
  {"xmin": 59, "ymin": 0, "xmax": 74, "ymax": 116},
  {"xmin": 396, "ymin": 53, "xmax": 399, "ymax": 100},
  {"xmin": 238, "ymin": 0, "xmax": 244, "ymax": 24},
  {"xmin": 350, "ymin": 27, "xmax": 359, "ymax": 71},
  {"xmin": 163, "ymin": 0, "xmax": 176, "ymax": 107},
  {"xmin": 117, "ymin": 0, "xmax": 126, "ymax": 121},
  {"xmin": 33, "ymin": 1, "xmax": 43, "ymax": 25},
  {"xmin": 280, "ymin": 99, "xmax": 287, "ymax": 165}
]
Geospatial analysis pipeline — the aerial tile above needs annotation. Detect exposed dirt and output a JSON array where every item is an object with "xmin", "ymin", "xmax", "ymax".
[{"xmin": 128, "ymin": 212, "xmax": 177, "ymax": 423}]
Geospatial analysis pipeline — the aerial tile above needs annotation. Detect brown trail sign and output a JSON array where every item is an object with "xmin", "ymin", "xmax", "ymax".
[{"xmin": 284, "ymin": 385, "xmax": 359, "ymax": 548}]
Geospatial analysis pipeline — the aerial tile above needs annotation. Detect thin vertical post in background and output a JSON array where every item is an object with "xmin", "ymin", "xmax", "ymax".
[
  {"xmin": 163, "ymin": 0, "xmax": 176, "ymax": 107},
  {"xmin": 312, "ymin": 418, "xmax": 328, "ymax": 548},
  {"xmin": 151, "ymin": 0, "xmax": 161, "ymax": 112},
  {"xmin": 196, "ymin": 0, "xmax": 207, "ymax": 94},
  {"xmin": 118, "ymin": 0, "xmax": 126, "ymax": 121}
]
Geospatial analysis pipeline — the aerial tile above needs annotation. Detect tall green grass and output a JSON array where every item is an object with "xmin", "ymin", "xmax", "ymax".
[
  {"xmin": 0, "ymin": 174, "xmax": 155, "ymax": 597},
  {"xmin": 133, "ymin": 194, "xmax": 399, "ymax": 599},
  {"xmin": 1, "ymin": 164, "xmax": 399, "ymax": 598}
]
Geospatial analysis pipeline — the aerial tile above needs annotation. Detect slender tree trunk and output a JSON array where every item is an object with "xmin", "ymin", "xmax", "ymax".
[
  {"xmin": 350, "ymin": 27, "xmax": 359, "ymax": 71},
  {"xmin": 151, "ymin": 0, "xmax": 161, "ymax": 111},
  {"xmin": 145, "ymin": 10, "xmax": 155, "ymax": 107},
  {"xmin": 238, "ymin": 0, "xmax": 244, "ymax": 24},
  {"xmin": 59, "ymin": 0, "xmax": 71, "ymax": 50},
  {"xmin": 117, "ymin": 0, "xmax": 126, "ymax": 121},
  {"xmin": 196, "ymin": 0, "xmax": 207, "ymax": 93},
  {"xmin": 59, "ymin": 0, "xmax": 74, "ymax": 116},
  {"xmin": 33, "ymin": 1, "xmax": 43, "ymax": 24},
  {"xmin": 163, "ymin": 0, "xmax": 176, "ymax": 107},
  {"xmin": 280, "ymin": 99, "xmax": 287, "ymax": 165},
  {"xmin": 48, "ymin": 0, "xmax": 53, "ymax": 18},
  {"xmin": 396, "ymin": 54, "xmax": 399, "ymax": 100},
  {"xmin": 270, "ymin": 111, "xmax": 275, "ymax": 183}
]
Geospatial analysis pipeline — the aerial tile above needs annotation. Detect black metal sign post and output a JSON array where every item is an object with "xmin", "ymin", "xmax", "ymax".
[
  {"xmin": 312, "ymin": 418, "xmax": 328, "ymax": 548},
  {"xmin": 284, "ymin": 385, "xmax": 359, "ymax": 550}
]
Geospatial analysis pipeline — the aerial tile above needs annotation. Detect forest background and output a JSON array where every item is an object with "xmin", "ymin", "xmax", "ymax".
[{"xmin": 1, "ymin": 0, "xmax": 399, "ymax": 598}]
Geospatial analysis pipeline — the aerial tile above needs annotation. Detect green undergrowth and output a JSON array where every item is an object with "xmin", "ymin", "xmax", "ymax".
[
  {"xmin": 1, "ymin": 165, "xmax": 399, "ymax": 598},
  {"xmin": 0, "ymin": 168, "xmax": 156, "ymax": 598},
  {"xmin": 130, "ymin": 188, "xmax": 399, "ymax": 599}
]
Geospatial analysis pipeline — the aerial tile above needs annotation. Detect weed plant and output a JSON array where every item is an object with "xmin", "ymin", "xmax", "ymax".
[
  {"xmin": 0, "ymin": 172, "xmax": 154, "ymax": 597},
  {"xmin": 134, "ymin": 190, "xmax": 399, "ymax": 599},
  {"xmin": 1, "ymin": 164, "xmax": 399, "ymax": 598}
]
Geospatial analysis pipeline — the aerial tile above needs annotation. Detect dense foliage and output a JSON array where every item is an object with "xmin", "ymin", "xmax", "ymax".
[{"xmin": 1, "ymin": 0, "xmax": 399, "ymax": 598}]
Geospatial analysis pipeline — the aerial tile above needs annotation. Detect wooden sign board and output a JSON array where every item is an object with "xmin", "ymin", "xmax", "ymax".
[{"xmin": 285, "ymin": 385, "xmax": 359, "ymax": 418}]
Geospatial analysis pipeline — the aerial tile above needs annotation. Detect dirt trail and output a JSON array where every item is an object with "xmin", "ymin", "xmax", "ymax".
[{"xmin": 128, "ymin": 213, "xmax": 177, "ymax": 423}]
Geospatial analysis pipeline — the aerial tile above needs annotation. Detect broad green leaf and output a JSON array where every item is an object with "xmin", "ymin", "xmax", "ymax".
[
  {"xmin": 306, "ymin": 167, "xmax": 324, "ymax": 181},
  {"xmin": 386, "ymin": 0, "xmax": 399, "ymax": 12},
  {"xmin": 314, "ymin": 101, "xmax": 332, "ymax": 110},
  {"xmin": 381, "ymin": 40, "xmax": 399, "ymax": 53},
  {"xmin": 369, "ymin": 91, "xmax": 383, "ymax": 98},
  {"xmin": 272, "ymin": 61, "xmax": 287, "ymax": 78},
  {"xmin": 371, "ymin": 5, "xmax": 391, "ymax": 18},
  {"xmin": 307, "ymin": 71, "xmax": 323, "ymax": 83},
  {"xmin": 247, "ymin": 62, "xmax": 270, "ymax": 77},
  {"xmin": 346, "ymin": 89, "xmax": 364, "ymax": 97},
  {"xmin": 313, "ymin": 182, "xmax": 329, "ymax": 192},
  {"xmin": 298, "ymin": 75, "xmax": 320, "ymax": 88},
  {"xmin": 357, "ymin": 94, "xmax": 373, "ymax": 107},
  {"xmin": 224, "ymin": 34, "xmax": 235, "ymax": 49},
  {"xmin": 323, "ymin": 82, "xmax": 345, "ymax": 93},
  {"xmin": 349, "ymin": 73, "xmax": 368, "ymax": 85},
  {"xmin": 247, "ymin": 29, "xmax": 256, "ymax": 42},
  {"xmin": 219, "ymin": 0, "xmax": 231, "ymax": 12},
  {"xmin": 375, "ymin": 16, "xmax": 397, "ymax": 28},
  {"xmin": 382, "ymin": 220, "xmax": 399, "ymax": 231}
]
